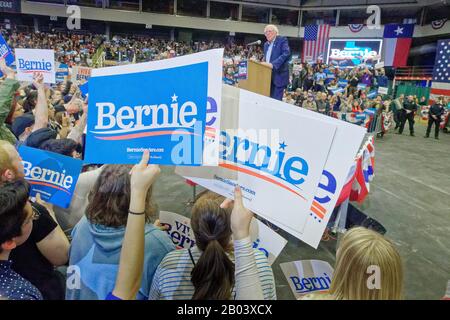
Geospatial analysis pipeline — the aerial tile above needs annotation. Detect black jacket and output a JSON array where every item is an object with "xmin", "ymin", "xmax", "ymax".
[
  {"xmin": 429, "ymin": 103, "xmax": 445, "ymax": 118},
  {"xmin": 403, "ymin": 100, "xmax": 418, "ymax": 112}
]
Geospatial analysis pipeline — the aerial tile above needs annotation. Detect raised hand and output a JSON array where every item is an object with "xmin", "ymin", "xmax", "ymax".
[
  {"xmin": 130, "ymin": 150, "xmax": 161, "ymax": 194},
  {"xmin": 221, "ymin": 186, "xmax": 254, "ymax": 240},
  {"xmin": 33, "ymin": 72, "xmax": 45, "ymax": 90},
  {"xmin": 0, "ymin": 58, "xmax": 16, "ymax": 79}
]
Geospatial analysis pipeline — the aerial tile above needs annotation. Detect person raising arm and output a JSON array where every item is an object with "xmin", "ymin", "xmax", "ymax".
[{"xmin": 107, "ymin": 150, "xmax": 161, "ymax": 300}]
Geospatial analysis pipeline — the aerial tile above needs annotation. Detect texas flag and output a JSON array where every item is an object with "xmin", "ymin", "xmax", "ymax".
[{"xmin": 383, "ymin": 24, "xmax": 415, "ymax": 67}]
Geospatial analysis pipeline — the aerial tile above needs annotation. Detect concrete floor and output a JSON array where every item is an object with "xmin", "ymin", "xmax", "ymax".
[{"xmin": 152, "ymin": 121, "xmax": 450, "ymax": 300}]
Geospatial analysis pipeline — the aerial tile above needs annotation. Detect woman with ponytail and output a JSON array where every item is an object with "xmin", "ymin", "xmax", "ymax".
[{"xmin": 149, "ymin": 187, "xmax": 276, "ymax": 300}]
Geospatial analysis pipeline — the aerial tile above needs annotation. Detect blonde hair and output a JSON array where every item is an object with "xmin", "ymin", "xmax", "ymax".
[
  {"xmin": 329, "ymin": 227, "xmax": 403, "ymax": 300},
  {"xmin": 0, "ymin": 140, "xmax": 14, "ymax": 176}
]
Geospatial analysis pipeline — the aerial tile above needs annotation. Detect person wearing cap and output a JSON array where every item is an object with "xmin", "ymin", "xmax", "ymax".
[
  {"xmin": 262, "ymin": 24, "xmax": 291, "ymax": 101},
  {"xmin": 11, "ymin": 114, "xmax": 35, "ymax": 141},
  {"xmin": 0, "ymin": 59, "xmax": 20, "ymax": 145}
]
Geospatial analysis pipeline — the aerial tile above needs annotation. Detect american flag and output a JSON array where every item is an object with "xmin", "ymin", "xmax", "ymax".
[
  {"xmin": 302, "ymin": 24, "xmax": 331, "ymax": 63},
  {"xmin": 430, "ymin": 39, "xmax": 450, "ymax": 104}
]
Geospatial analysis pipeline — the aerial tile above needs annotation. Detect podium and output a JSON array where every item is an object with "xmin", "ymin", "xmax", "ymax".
[{"xmin": 237, "ymin": 60, "xmax": 272, "ymax": 97}]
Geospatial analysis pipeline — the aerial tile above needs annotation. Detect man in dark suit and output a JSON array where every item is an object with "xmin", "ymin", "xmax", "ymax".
[{"xmin": 262, "ymin": 25, "xmax": 291, "ymax": 101}]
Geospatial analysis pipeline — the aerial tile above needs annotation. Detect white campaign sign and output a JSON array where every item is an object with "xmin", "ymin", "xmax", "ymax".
[
  {"xmin": 249, "ymin": 218, "xmax": 288, "ymax": 265},
  {"xmin": 375, "ymin": 61, "xmax": 385, "ymax": 69},
  {"xmin": 378, "ymin": 86, "xmax": 388, "ymax": 95},
  {"xmin": 159, "ymin": 211, "xmax": 287, "ymax": 265},
  {"xmin": 159, "ymin": 211, "xmax": 196, "ymax": 249},
  {"xmin": 177, "ymin": 85, "xmax": 366, "ymax": 248},
  {"xmin": 15, "ymin": 49, "xmax": 55, "ymax": 84},
  {"xmin": 177, "ymin": 85, "xmax": 339, "ymax": 247},
  {"xmin": 269, "ymin": 102, "xmax": 366, "ymax": 247},
  {"xmin": 72, "ymin": 66, "xmax": 92, "ymax": 82},
  {"xmin": 280, "ymin": 260, "xmax": 334, "ymax": 299}
]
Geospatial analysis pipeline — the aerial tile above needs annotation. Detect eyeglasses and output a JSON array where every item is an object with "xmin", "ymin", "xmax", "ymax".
[{"xmin": 22, "ymin": 204, "xmax": 39, "ymax": 227}]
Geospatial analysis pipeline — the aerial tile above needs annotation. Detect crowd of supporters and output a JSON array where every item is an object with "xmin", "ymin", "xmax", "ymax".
[{"xmin": 0, "ymin": 26, "xmax": 448, "ymax": 301}]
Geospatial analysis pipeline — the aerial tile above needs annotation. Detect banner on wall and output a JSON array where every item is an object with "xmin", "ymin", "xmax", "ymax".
[
  {"xmin": 15, "ymin": 49, "xmax": 56, "ymax": 84},
  {"xmin": 0, "ymin": 1, "xmax": 21, "ymax": 13},
  {"xmin": 84, "ymin": 49, "xmax": 224, "ymax": 166},
  {"xmin": 159, "ymin": 211, "xmax": 287, "ymax": 265},
  {"xmin": 176, "ymin": 85, "xmax": 366, "ymax": 248},
  {"xmin": 18, "ymin": 146, "xmax": 83, "ymax": 208},
  {"xmin": 327, "ymin": 39, "xmax": 382, "ymax": 68},
  {"xmin": 280, "ymin": 260, "xmax": 334, "ymax": 299}
]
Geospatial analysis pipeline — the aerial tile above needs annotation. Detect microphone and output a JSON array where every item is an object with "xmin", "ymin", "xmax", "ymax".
[{"xmin": 247, "ymin": 40, "xmax": 261, "ymax": 46}]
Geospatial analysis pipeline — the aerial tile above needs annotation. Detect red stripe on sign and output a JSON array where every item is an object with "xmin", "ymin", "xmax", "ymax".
[
  {"xmin": 95, "ymin": 130, "xmax": 196, "ymax": 141},
  {"xmin": 29, "ymin": 181, "xmax": 71, "ymax": 194},
  {"xmin": 312, "ymin": 200, "xmax": 327, "ymax": 214},
  {"xmin": 219, "ymin": 162, "xmax": 307, "ymax": 201},
  {"xmin": 310, "ymin": 206, "xmax": 324, "ymax": 219}
]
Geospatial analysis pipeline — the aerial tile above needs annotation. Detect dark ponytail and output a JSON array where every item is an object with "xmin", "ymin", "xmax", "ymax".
[{"xmin": 191, "ymin": 196, "xmax": 235, "ymax": 300}]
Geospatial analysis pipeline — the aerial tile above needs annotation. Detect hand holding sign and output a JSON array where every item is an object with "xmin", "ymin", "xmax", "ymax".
[
  {"xmin": 130, "ymin": 150, "xmax": 161, "ymax": 194},
  {"xmin": 0, "ymin": 58, "xmax": 15, "ymax": 79},
  {"xmin": 221, "ymin": 186, "xmax": 254, "ymax": 240},
  {"xmin": 35, "ymin": 192, "xmax": 56, "ymax": 221},
  {"xmin": 33, "ymin": 72, "xmax": 45, "ymax": 90}
]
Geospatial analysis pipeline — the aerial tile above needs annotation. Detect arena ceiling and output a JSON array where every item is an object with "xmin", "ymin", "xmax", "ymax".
[{"xmin": 234, "ymin": 0, "xmax": 448, "ymax": 9}]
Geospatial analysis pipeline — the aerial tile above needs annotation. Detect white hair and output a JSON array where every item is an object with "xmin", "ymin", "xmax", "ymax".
[{"xmin": 264, "ymin": 24, "xmax": 279, "ymax": 34}]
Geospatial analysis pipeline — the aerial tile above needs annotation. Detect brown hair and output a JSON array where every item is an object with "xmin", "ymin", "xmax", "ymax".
[
  {"xmin": 190, "ymin": 192, "xmax": 235, "ymax": 300},
  {"xmin": 86, "ymin": 165, "xmax": 156, "ymax": 227}
]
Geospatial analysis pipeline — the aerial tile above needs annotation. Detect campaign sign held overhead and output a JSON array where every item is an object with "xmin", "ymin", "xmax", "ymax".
[
  {"xmin": 56, "ymin": 62, "xmax": 69, "ymax": 83},
  {"xmin": 18, "ymin": 146, "xmax": 83, "ymax": 208},
  {"xmin": 15, "ymin": 49, "xmax": 56, "ymax": 84},
  {"xmin": 85, "ymin": 49, "xmax": 223, "ymax": 165},
  {"xmin": 177, "ymin": 85, "xmax": 366, "ymax": 248},
  {"xmin": 0, "ymin": 33, "xmax": 15, "ymax": 77}
]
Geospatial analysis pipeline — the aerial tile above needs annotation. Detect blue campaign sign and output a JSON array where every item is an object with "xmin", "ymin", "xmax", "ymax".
[
  {"xmin": 367, "ymin": 90, "xmax": 377, "ymax": 99},
  {"xmin": 223, "ymin": 77, "xmax": 235, "ymax": 85},
  {"xmin": 79, "ymin": 81, "xmax": 88, "ymax": 98},
  {"xmin": 55, "ymin": 63, "xmax": 69, "ymax": 83},
  {"xmin": 18, "ymin": 146, "xmax": 83, "ymax": 209},
  {"xmin": 357, "ymin": 83, "xmax": 367, "ymax": 90},
  {"xmin": 236, "ymin": 61, "xmax": 248, "ymax": 80},
  {"xmin": 85, "ymin": 62, "xmax": 208, "ymax": 165},
  {"xmin": 338, "ymin": 79, "xmax": 348, "ymax": 87},
  {"xmin": 0, "ymin": 33, "xmax": 15, "ymax": 77}
]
